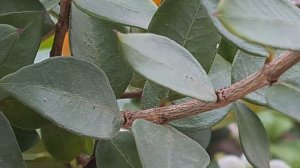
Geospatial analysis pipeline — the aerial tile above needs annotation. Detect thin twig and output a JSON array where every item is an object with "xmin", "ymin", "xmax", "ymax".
[
  {"xmin": 120, "ymin": 91, "xmax": 143, "ymax": 99},
  {"xmin": 50, "ymin": 0, "xmax": 72, "ymax": 57},
  {"xmin": 122, "ymin": 51, "xmax": 300, "ymax": 128}
]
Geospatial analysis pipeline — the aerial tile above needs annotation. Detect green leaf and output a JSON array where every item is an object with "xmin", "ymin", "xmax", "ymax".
[
  {"xmin": 217, "ymin": 0, "xmax": 300, "ymax": 51},
  {"xmin": 170, "ymin": 55, "xmax": 232, "ymax": 130},
  {"xmin": 177, "ymin": 128, "xmax": 211, "ymax": 149},
  {"xmin": 209, "ymin": 55, "xmax": 231, "ymax": 90},
  {"xmin": 234, "ymin": 102, "xmax": 270, "ymax": 168},
  {"xmin": 0, "ymin": 11, "xmax": 44, "ymax": 78},
  {"xmin": 0, "ymin": 0, "xmax": 45, "ymax": 13},
  {"xmin": 41, "ymin": 125, "xmax": 94, "ymax": 161},
  {"xmin": 0, "ymin": 111, "xmax": 25, "ymax": 168},
  {"xmin": 96, "ymin": 131, "xmax": 142, "ymax": 168},
  {"xmin": 202, "ymin": 0, "xmax": 268, "ymax": 56},
  {"xmin": 13, "ymin": 126, "xmax": 39, "ymax": 152},
  {"xmin": 132, "ymin": 120, "xmax": 210, "ymax": 168},
  {"xmin": 266, "ymin": 83, "xmax": 300, "ymax": 123},
  {"xmin": 232, "ymin": 51, "xmax": 268, "ymax": 105},
  {"xmin": 0, "ymin": 13, "xmax": 46, "ymax": 125},
  {"xmin": 70, "ymin": 5, "xmax": 132, "ymax": 98},
  {"xmin": 232, "ymin": 50, "xmax": 300, "ymax": 105},
  {"xmin": 0, "ymin": 96, "xmax": 51, "ymax": 129},
  {"xmin": 0, "ymin": 57, "xmax": 123, "ymax": 139},
  {"xmin": 0, "ymin": 0, "xmax": 54, "ymax": 39},
  {"xmin": 0, "ymin": 24, "xmax": 19, "ymax": 62},
  {"xmin": 118, "ymin": 33, "xmax": 216, "ymax": 102},
  {"xmin": 141, "ymin": 81, "xmax": 165, "ymax": 109},
  {"xmin": 149, "ymin": 0, "xmax": 220, "ymax": 72},
  {"xmin": 73, "ymin": 0, "xmax": 157, "ymax": 29},
  {"xmin": 218, "ymin": 38, "xmax": 238, "ymax": 63}
]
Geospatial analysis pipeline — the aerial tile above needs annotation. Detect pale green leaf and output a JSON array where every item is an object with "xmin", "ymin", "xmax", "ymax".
[
  {"xmin": 234, "ymin": 102, "xmax": 270, "ymax": 168},
  {"xmin": 266, "ymin": 83, "xmax": 300, "ymax": 123},
  {"xmin": 132, "ymin": 119, "xmax": 210, "ymax": 168},
  {"xmin": 216, "ymin": 0, "xmax": 300, "ymax": 50},
  {"xmin": 202, "ymin": 0, "xmax": 268, "ymax": 56},
  {"xmin": 0, "ymin": 111, "xmax": 25, "ymax": 168},
  {"xmin": 0, "ymin": 24, "xmax": 19, "ymax": 62},
  {"xmin": 118, "ymin": 33, "xmax": 216, "ymax": 102},
  {"xmin": 73, "ymin": 0, "xmax": 157, "ymax": 29},
  {"xmin": 0, "ymin": 57, "xmax": 123, "ymax": 139}
]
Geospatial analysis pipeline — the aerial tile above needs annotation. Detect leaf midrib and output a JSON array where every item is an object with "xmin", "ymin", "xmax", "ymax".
[{"xmin": 182, "ymin": 2, "xmax": 202, "ymax": 47}]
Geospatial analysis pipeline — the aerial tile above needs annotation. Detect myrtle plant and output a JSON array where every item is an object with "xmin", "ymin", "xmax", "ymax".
[{"xmin": 0, "ymin": 0, "xmax": 300, "ymax": 168}]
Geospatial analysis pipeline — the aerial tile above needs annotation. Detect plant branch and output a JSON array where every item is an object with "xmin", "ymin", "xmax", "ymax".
[
  {"xmin": 122, "ymin": 51, "xmax": 300, "ymax": 128},
  {"xmin": 50, "ymin": 0, "xmax": 72, "ymax": 57},
  {"xmin": 120, "ymin": 91, "xmax": 143, "ymax": 99}
]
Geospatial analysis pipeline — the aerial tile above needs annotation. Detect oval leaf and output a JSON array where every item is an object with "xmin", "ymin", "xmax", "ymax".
[
  {"xmin": 0, "ymin": 0, "xmax": 54, "ymax": 37},
  {"xmin": 70, "ymin": 5, "xmax": 132, "ymax": 98},
  {"xmin": 73, "ymin": 0, "xmax": 157, "ymax": 29},
  {"xmin": 266, "ymin": 83, "xmax": 300, "ymax": 123},
  {"xmin": 0, "ymin": 24, "xmax": 19, "ymax": 61},
  {"xmin": 202, "ymin": 0, "xmax": 268, "ymax": 56},
  {"xmin": 149, "ymin": 0, "xmax": 220, "ymax": 72},
  {"xmin": 0, "ymin": 111, "xmax": 25, "ymax": 168},
  {"xmin": 0, "ymin": 57, "xmax": 123, "ymax": 139},
  {"xmin": 0, "ymin": 12, "xmax": 44, "ymax": 78},
  {"xmin": 234, "ymin": 102, "xmax": 270, "ymax": 168},
  {"xmin": 132, "ymin": 119, "xmax": 210, "ymax": 168},
  {"xmin": 41, "ymin": 125, "xmax": 93, "ymax": 161},
  {"xmin": 96, "ymin": 131, "xmax": 142, "ymax": 168},
  {"xmin": 216, "ymin": 0, "xmax": 300, "ymax": 50},
  {"xmin": 118, "ymin": 33, "xmax": 216, "ymax": 102},
  {"xmin": 232, "ymin": 51, "xmax": 268, "ymax": 105}
]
